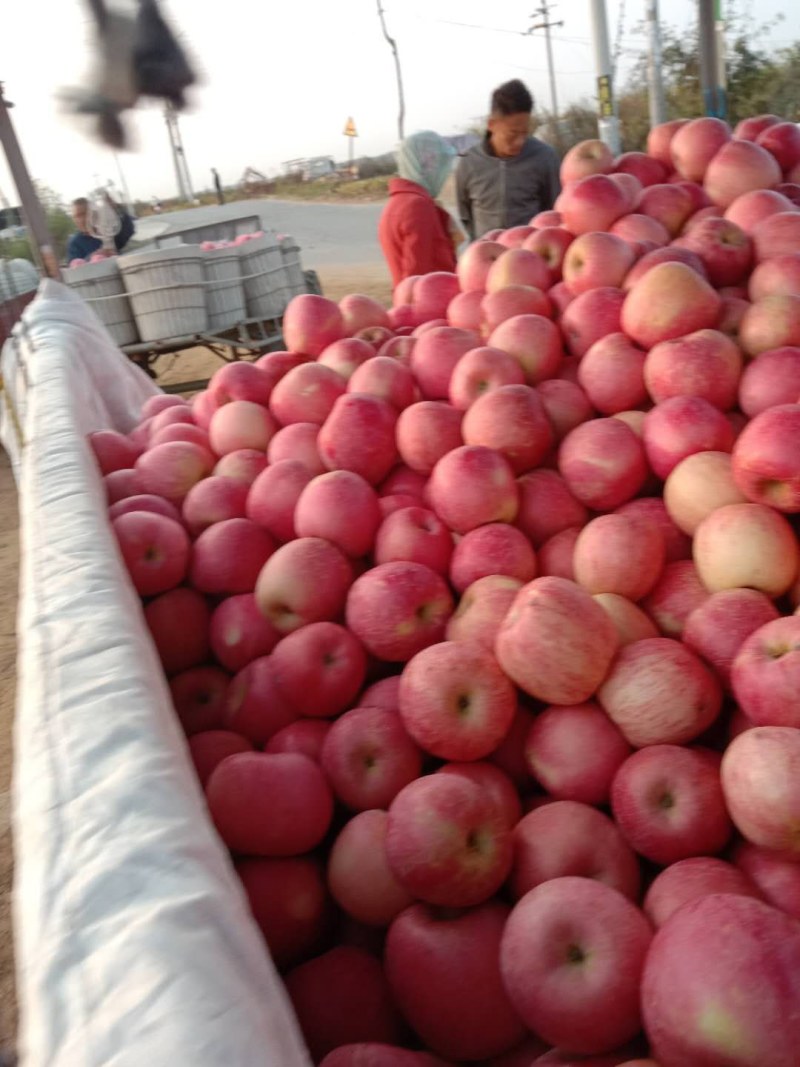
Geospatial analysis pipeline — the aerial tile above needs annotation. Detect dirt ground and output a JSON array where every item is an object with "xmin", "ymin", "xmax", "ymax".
[{"xmin": 0, "ymin": 262, "xmax": 389, "ymax": 1056}]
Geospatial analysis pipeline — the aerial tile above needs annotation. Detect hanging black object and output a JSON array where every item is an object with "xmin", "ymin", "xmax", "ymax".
[{"xmin": 65, "ymin": 0, "xmax": 197, "ymax": 149}]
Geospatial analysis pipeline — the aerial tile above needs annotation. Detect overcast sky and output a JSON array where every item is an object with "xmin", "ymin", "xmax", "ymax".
[{"xmin": 1, "ymin": 0, "xmax": 798, "ymax": 206}]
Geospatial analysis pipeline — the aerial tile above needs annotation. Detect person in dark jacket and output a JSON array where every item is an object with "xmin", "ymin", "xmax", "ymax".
[
  {"xmin": 456, "ymin": 79, "xmax": 561, "ymax": 241},
  {"xmin": 67, "ymin": 194, "xmax": 135, "ymax": 261},
  {"xmin": 379, "ymin": 130, "xmax": 459, "ymax": 287}
]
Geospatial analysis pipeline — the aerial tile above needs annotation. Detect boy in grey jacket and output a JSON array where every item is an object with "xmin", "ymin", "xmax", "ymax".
[{"xmin": 456, "ymin": 79, "xmax": 561, "ymax": 241}]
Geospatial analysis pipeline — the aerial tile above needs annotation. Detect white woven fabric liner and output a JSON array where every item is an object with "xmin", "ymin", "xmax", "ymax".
[{"xmin": 0, "ymin": 281, "xmax": 312, "ymax": 1067}]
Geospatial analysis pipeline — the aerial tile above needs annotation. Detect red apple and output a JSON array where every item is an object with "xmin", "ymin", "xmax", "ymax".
[
  {"xmin": 525, "ymin": 702, "xmax": 631, "ymax": 806},
  {"xmin": 89, "ymin": 429, "xmax": 140, "ymax": 474},
  {"xmin": 495, "ymin": 576, "xmax": 618, "ymax": 705},
  {"xmin": 501, "ymin": 877, "xmax": 652, "ymax": 1055},
  {"xmin": 398, "ymin": 640, "xmax": 515, "ymax": 760},
  {"xmin": 265, "ymin": 719, "xmax": 331, "ymax": 763},
  {"xmin": 270, "ymin": 363, "xmax": 346, "ymax": 426},
  {"xmin": 683, "ymin": 588, "xmax": 780, "ymax": 690},
  {"xmin": 559, "ymin": 175, "xmax": 629, "ymax": 235},
  {"xmin": 538, "ymin": 527, "xmax": 581, "ymax": 581},
  {"xmin": 730, "ymin": 616, "xmax": 800, "ymax": 728},
  {"xmin": 283, "ymin": 293, "xmax": 346, "ymax": 356},
  {"xmin": 237, "ymin": 856, "xmax": 329, "ymax": 970},
  {"xmin": 246, "ymin": 460, "xmax": 313, "ymax": 543},
  {"xmin": 522, "ymin": 226, "xmax": 574, "ymax": 281},
  {"xmin": 644, "ymin": 328, "xmax": 742, "ymax": 412},
  {"xmin": 621, "ymin": 262, "xmax": 722, "ymax": 350},
  {"xmin": 644, "ymin": 856, "xmax": 761, "ymax": 928},
  {"xmin": 410, "ymin": 326, "xmax": 478, "ymax": 400},
  {"xmin": 670, "ymin": 117, "xmax": 731, "ymax": 181},
  {"xmin": 449, "ymin": 523, "xmax": 536, "ymax": 593},
  {"xmin": 348, "ymin": 356, "xmax": 416, "ymax": 411},
  {"xmin": 642, "ymin": 894, "xmax": 800, "ymax": 1067},
  {"xmin": 739, "ymin": 293, "xmax": 800, "ymax": 356},
  {"xmin": 448, "ymin": 346, "xmax": 525, "ymax": 410},
  {"xmin": 487, "ymin": 248, "xmax": 551, "ymax": 294},
  {"xmin": 270, "ymin": 621, "xmax": 366, "ymax": 718},
  {"xmin": 597, "ymin": 637, "xmax": 722, "ymax": 747},
  {"xmin": 593, "ymin": 594, "xmax": 660, "ymax": 646},
  {"xmin": 647, "ymin": 119, "xmax": 688, "ymax": 166},
  {"xmin": 732, "ymin": 402, "xmax": 800, "ymax": 511},
  {"xmin": 611, "ymin": 745, "xmax": 731, "ymax": 866},
  {"xmin": 640, "ymin": 560, "xmax": 709, "ymax": 638},
  {"xmin": 622, "ymin": 245, "xmax": 708, "ymax": 290},
  {"xmin": 724, "ymin": 188, "xmax": 796, "ymax": 234},
  {"xmin": 561, "ymin": 139, "xmax": 614, "ymax": 183},
  {"xmin": 635, "ymin": 183, "xmax": 694, "ymax": 236},
  {"xmin": 328, "ymin": 810, "xmax": 414, "ymax": 926},
  {"xmin": 385, "ymin": 902, "xmax": 527, "ymax": 1061},
  {"xmin": 294, "ymin": 470, "xmax": 381, "ymax": 557},
  {"xmin": 188, "ymin": 730, "xmax": 253, "ymax": 788},
  {"xmin": 396, "ymin": 401, "xmax": 463, "ymax": 474},
  {"xmin": 573, "ymin": 513, "xmax": 665, "ymax": 602},
  {"xmin": 266, "ymin": 426, "xmax": 324, "ymax": 475},
  {"xmin": 561, "ymin": 287, "xmax": 626, "ymax": 357},
  {"xmin": 447, "ymin": 289, "xmax": 484, "ymax": 331},
  {"xmin": 704, "ymin": 139, "xmax": 782, "ymax": 208},
  {"xmin": 339, "ymin": 292, "xmax": 391, "ymax": 334},
  {"xmin": 144, "ymin": 586, "xmax": 210, "ymax": 676},
  {"xmin": 107, "ymin": 493, "xmax": 182, "ymax": 524},
  {"xmin": 190, "ymin": 518, "xmax": 274, "ymax": 595},
  {"xmin": 734, "ymin": 840, "xmax": 800, "ymax": 920},
  {"xmin": 170, "ymin": 666, "xmax": 229, "ymax": 735},
  {"xmin": 427, "ymin": 445, "xmax": 519, "ymax": 533},
  {"xmin": 577, "ymin": 333, "xmax": 647, "ymax": 415},
  {"xmin": 562, "ymin": 233, "xmax": 635, "ymax": 296},
  {"xmin": 318, "ymin": 393, "xmax": 398, "ymax": 486},
  {"xmin": 457, "ymin": 241, "xmax": 506, "ymax": 292},
  {"xmin": 609, "ymin": 213, "xmax": 670, "ymax": 252},
  {"xmin": 207, "ymin": 751, "xmax": 333, "ymax": 855},
  {"xmin": 642, "ymin": 396, "xmax": 734, "ymax": 480},
  {"xmin": 462, "ymin": 384, "xmax": 553, "ymax": 475},
  {"xmin": 321, "ymin": 705, "xmax": 421, "ymax": 810},
  {"xmin": 112, "ymin": 511, "xmax": 190, "ymax": 596},
  {"xmin": 255, "ymin": 536, "xmax": 353, "ymax": 634},
  {"xmin": 345, "ymin": 561, "xmax": 454, "ymax": 661},
  {"xmin": 515, "ymin": 470, "xmax": 588, "ymax": 546},
  {"xmin": 318, "ymin": 337, "xmax": 377, "ymax": 381},
  {"xmin": 209, "ymin": 593, "xmax": 279, "ymax": 673},
  {"xmin": 445, "ymin": 574, "xmax": 523, "ymax": 651},
  {"xmin": 559, "ymin": 418, "xmax": 647, "ymax": 509},
  {"xmin": 386, "ymin": 773, "xmax": 513, "ymax": 907},
  {"xmin": 692, "ymin": 501, "xmax": 799, "ymax": 596},
  {"xmin": 488, "ymin": 314, "xmax": 562, "ymax": 383},
  {"xmin": 285, "ymin": 947, "xmax": 402, "ymax": 1062},
  {"xmin": 663, "ymin": 450, "xmax": 746, "ymax": 535}
]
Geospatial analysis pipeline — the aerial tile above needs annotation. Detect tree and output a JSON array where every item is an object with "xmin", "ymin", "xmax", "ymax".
[{"xmin": 376, "ymin": 1, "xmax": 405, "ymax": 142}]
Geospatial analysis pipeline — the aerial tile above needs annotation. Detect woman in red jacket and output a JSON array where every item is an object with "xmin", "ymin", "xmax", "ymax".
[{"xmin": 379, "ymin": 130, "xmax": 459, "ymax": 287}]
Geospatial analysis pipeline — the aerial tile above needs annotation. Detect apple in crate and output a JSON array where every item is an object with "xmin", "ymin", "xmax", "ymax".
[
  {"xmin": 396, "ymin": 401, "xmax": 463, "ymax": 474},
  {"xmin": 386, "ymin": 772, "xmax": 512, "ymax": 907},
  {"xmin": 112, "ymin": 511, "xmax": 190, "ymax": 596},
  {"xmin": 449, "ymin": 523, "xmax": 536, "ymax": 592},
  {"xmin": 515, "ymin": 469, "xmax": 587, "ymax": 547},
  {"xmin": 445, "ymin": 575, "xmax": 523, "ymax": 652},
  {"xmin": 328, "ymin": 810, "xmax": 414, "ymax": 926},
  {"xmin": 237, "ymin": 855, "xmax": 329, "ymax": 970},
  {"xmin": 510, "ymin": 800, "xmax": 641, "ymax": 901},
  {"xmin": 270, "ymin": 621, "xmax": 366, "ymax": 718},
  {"xmin": 284, "ymin": 946, "xmax": 402, "ymax": 1062},
  {"xmin": 318, "ymin": 393, "xmax": 399, "ymax": 486},
  {"xmin": 223, "ymin": 656, "xmax": 296, "ymax": 746},
  {"xmin": 89, "ymin": 429, "xmax": 140, "ymax": 475},
  {"xmin": 448, "ymin": 346, "xmax": 525, "ymax": 410},
  {"xmin": 134, "ymin": 440, "xmax": 211, "ymax": 503},
  {"xmin": 693, "ymin": 502, "xmax": 799, "ymax": 596},
  {"xmin": 734, "ymin": 840, "xmax": 800, "ymax": 920},
  {"xmin": 207, "ymin": 751, "xmax": 333, "ymax": 856},
  {"xmin": 409, "ymin": 326, "xmax": 477, "ymax": 400},
  {"xmin": 265, "ymin": 719, "xmax": 331, "ymax": 763},
  {"xmin": 213, "ymin": 448, "xmax": 268, "ymax": 486},
  {"xmin": 462, "ymin": 384, "xmax": 553, "ymax": 475},
  {"xmin": 255, "ymin": 537, "xmax": 354, "ymax": 635},
  {"xmin": 144, "ymin": 586, "xmax": 210, "ymax": 676},
  {"xmin": 559, "ymin": 418, "xmax": 647, "ymax": 510},
  {"xmin": 108, "ymin": 493, "xmax": 182, "ymax": 524},
  {"xmin": 170, "ymin": 667, "xmax": 230, "ymax": 736},
  {"xmin": 642, "ymin": 894, "xmax": 800, "ymax": 1067},
  {"xmin": 209, "ymin": 593, "xmax": 279, "ymax": 673},
  {"xmin": 208, "ymin": 400, "xmax": 277, "ymax": 455},
  {"xmin": 611, "ymin": 745, "xmax": 732, "ymax": 866},
  {"xmin": 525, "ymin": 703, "xmax": 631, "ymax": 806},
  {"xmin": 374, "ymin": 506, "xmax": 453, "ymax": 575},
  {"xmin": 190, "ymin": 518, "xmax": 274, "ymax": 595},
  {"xmin": 209, "ymin": 360, "xmax": 273, "ymax": 406},
  {"xmin": 722, "ymin": 726, "xmax": 800, "ymax": 855},
  {"xmin": 188, "ymin": 730, "xmax": 253, "ymax": 788},
  {"xmin": 427, "ymin": 445, "xmax": 519, "ymax": 533},
  {"xmin": 385, "ymin": 902, "xmax": 527, "ymax": 1061},
  {"xmin": 643, "ymin": 856, "xmax": 762, "ymax": 929},
  {"xmin": 501, "ymin": 877, "xmax": 652, "ymax": 1055},
  {"xmin": 487, "ymin": 314, "xmax": 562, "ymax": 383}
]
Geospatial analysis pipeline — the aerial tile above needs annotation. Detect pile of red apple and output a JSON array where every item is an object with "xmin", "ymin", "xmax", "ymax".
[{"xmin": 89, "ymin": 112, "xmax": 800, "ymax": 1067}]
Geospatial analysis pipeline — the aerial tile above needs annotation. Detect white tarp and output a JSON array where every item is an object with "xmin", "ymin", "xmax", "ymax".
[{"xmin": 0, "ymin": 281, "xmax": 312, "ymax": 1067}]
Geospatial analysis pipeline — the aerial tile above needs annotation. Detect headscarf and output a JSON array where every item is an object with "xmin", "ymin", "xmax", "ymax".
[{"xmin": 397, "ymin": 130, "xmax": 456, "ymax": 199}]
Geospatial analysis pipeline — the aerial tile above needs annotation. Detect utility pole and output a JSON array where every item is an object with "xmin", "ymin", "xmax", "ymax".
[
  {"xmin": 376, "ymin": 1, "xmax": 406, "ymax": 142},
  {"xmin": 589, "ymin": 0, "xmax": 621, "ymax": 155},
  {"xmin": 0, "ymin": 83, "xmax": 60, "ymax": 279},
  {"xmin": 698, "ymin": 0, "xmax": 725, "ymax": 118},
  {"xmin": 528, "ymin": 2, "xmax": 564, "ymax": 152},
  {"xmin": 714, "ymin": 0, "xmax": 728, "ymax": 121},
  {"xmin": 164, "ymin": 103, "xmax": 195, "ymax": 203},
  {"xmin": 645, "ymin": 0, "xmax": 666, "ymax": 127}
]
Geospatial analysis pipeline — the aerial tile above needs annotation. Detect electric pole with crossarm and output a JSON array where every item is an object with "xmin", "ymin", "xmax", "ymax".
[{"xmin": 528, "ymin": 2, "xmax": 564, "ymax": 152}]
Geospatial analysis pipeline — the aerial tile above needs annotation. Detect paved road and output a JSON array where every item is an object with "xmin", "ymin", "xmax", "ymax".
[{"xmin": 132, "ymin": 198, "xmax": 385, "ymax": 268}]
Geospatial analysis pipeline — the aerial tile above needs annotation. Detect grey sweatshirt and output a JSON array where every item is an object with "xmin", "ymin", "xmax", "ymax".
[{"xmin": 456, "ymin": 134, "xmax": 561, "ymax": 240}]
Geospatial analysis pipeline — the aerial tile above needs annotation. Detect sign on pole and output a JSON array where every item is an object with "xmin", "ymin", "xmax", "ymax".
[{"xmin": 343, "ymin": 117, "xmax": 358, "ymax": 175}]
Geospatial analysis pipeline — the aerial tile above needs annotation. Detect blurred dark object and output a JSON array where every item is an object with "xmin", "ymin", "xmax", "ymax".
[{"xmin": 64, "ymin": 0, "xmax": 196, "ymax": 149}]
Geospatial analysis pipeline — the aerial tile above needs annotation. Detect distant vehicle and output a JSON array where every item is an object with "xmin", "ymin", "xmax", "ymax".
[{"xmin": 0, "ymin": 225, "xmax": 26, "ymax": 241}]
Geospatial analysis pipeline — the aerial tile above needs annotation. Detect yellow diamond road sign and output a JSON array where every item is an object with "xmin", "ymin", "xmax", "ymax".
[{"xmin": 343, "ymin": 117, "xmax": 358, "ymax": 137}]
